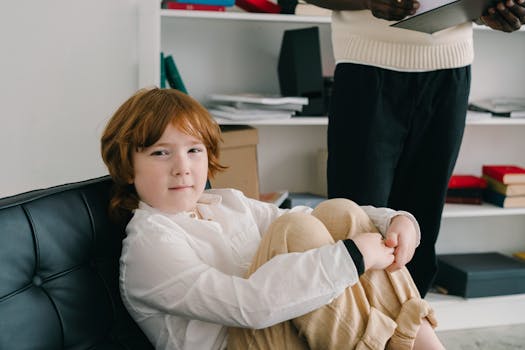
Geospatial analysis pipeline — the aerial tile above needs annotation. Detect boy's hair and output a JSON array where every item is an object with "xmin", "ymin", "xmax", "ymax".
[{"xmin": 101, "ymin": 88, "xmax": 226, "ymax": 220}]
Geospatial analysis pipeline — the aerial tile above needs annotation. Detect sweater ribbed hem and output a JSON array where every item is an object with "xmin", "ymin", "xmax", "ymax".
[
  {"xmin": 335, "ymin": 36, "xmax": 474, "ymax": 72},
  {"xmin": 331, "ymin": 11, "xmax": 474, "ymax": 72}
]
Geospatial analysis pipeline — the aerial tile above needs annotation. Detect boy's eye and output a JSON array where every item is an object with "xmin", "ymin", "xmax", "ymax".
[
  {"xmin": 150, "ymin": 149, "xmax": 169, "ymax": 156},
  {"xmin": 189, "ymin": 147, "xmax": 204, "ymax": 153}
]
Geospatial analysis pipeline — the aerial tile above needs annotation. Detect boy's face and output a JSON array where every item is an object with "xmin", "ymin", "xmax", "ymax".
[{"xmin": 131, "ymin": 123, "xmax": 209, "ymax": 214}]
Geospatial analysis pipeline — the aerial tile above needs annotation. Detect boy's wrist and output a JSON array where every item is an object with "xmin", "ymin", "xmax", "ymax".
[{"xmin": 343, "ymin": 239, "xmax": 365, "ymax": 275}]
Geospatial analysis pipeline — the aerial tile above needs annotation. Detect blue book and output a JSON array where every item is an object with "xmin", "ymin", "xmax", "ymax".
[{"xmin": 483, "ymin": 189, "xmax": 525, "ymax": 208}]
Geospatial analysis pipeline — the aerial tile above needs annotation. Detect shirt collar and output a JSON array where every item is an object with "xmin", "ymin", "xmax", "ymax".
[{"xmin": 136, "ymin": 191, "xmax": 222, "ymax": 215}]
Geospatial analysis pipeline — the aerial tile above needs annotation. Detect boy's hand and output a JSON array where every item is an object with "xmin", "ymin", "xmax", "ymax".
[
  {"xmin": 479, "ymin": 0, "xmax": 524, "ymax": 33},
  {"xmin": 384, "ymin": 215, "xmax": 418, "ymax": 272},
  {"xmin": 352, "ymin": 232, "xmax": 395, "ymax": 271},
  {"xmin": 369, "ymin": 0, "xmax": 420, "ymax": 21}
]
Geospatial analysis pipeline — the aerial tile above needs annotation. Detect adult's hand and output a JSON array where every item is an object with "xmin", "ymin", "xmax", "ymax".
[
  {"xmin": 369, "ymin": 0, "xmax": 420, "ymax": 21},
  {"xmin": 480, "ymin": 0, "xmax": 525, "ymax": 33}
]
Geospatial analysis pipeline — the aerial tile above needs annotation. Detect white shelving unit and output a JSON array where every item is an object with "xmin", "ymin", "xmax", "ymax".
[{"xmin": 139, "ymin": 4, "xmax": 525, "ymax": 330}]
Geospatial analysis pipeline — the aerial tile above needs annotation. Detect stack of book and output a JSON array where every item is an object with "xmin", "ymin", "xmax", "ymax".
[
  {"xmin": 162, "ymin": 0, "xmax": 234, "ymax": 12},
  {"xmin": 469, "ymin": 98, "xmax": 525, "ymax": 119},
  {"xmin": 446, "ymin": 175, "xmax": 487, "ymax": 205},
  {"xmin": 482, "ymin": 165, "xmax": 525, "ymax": 208},
  {"xmin": 207, "ymin": 93, "xmax": 308, "ymax": 121}
]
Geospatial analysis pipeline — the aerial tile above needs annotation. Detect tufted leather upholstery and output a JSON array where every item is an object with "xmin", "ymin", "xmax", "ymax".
[{"xmin": 0, "ymin": 176, "xmax": 153, "ymax": 350}]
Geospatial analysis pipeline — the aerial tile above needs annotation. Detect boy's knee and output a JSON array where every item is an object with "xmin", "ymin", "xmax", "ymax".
[
  {"xmin": 315, "ymin": 198, "xmax": 360, "ymax": 213},
  {"xmin": 312, "ymin": 198, "xmax": 378, "ymax": 240},
  {"xmin": 270, "ymin": 212, "xmax": 333, "ymax": 252}
]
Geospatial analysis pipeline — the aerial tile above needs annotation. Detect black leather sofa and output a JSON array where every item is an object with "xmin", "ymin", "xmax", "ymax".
[{"xmin": 0, "ymin": 176, "xmax": 153, "ymax": 349}]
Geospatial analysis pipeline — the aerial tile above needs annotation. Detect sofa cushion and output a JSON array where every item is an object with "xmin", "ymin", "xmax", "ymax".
[{"xmin": 0, "ymin": 176, "xmax": 152, "ymax": 349}]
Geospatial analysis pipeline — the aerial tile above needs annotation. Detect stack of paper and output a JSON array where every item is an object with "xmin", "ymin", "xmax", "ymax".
[{"xmin": 207, "ymin": 93, "xmax": 308, "ymax": 121}]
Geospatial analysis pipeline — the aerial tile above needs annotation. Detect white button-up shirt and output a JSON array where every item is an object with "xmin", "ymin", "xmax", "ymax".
[{"xmin": 120, "ymin": 188, "xmax": 419, "ymax": 350}]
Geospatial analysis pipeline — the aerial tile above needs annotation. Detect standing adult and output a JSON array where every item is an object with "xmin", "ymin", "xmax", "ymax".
[{"xmin": 304, "ymin": 0, "xmax": 525, "ymax": 297}]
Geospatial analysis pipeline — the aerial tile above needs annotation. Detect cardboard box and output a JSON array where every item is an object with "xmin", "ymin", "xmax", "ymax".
[
  {"xmin": 435, "ymin": 252, "xmax": 525, "ymax": 298},
  {"xmin": 210, "ymin": 126, "xmax": 260, "ymax": 199}
]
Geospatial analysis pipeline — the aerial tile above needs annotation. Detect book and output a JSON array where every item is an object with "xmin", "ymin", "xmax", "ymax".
[
  {"xmin": 445, "ymin": 196, "xmax": 482, "ymax": 205},
  {"xmin": 447, "ymin": 188, "xmax": 484, "ymax": 198},
  {"xmin": 260, "ymin": 190, "xmax": 289, "ymax": 207},
  {"xmin": 165, "ymin": 2, "xmax": 226, "ymax": 11},
  {"xmin": 482, "ymin": 175, "xmax": 525, "ymax": 197},
  {"xmin": 208, "ymin": 105, "xmax": 293, "ymax": 121},
  {"xmin": 448, "ymin": 175, "xmax": 487, "ymax": 189},
  {"xmin": 469, "ymin": 98, "xmax": 525, "ymax": 118},
  {"xmin": 160, "ymin": 52, "xmax": 166, "ymax": 88},
  {"xmin": 446, "ymin": 185, "xmax": 484, "ymax": 205},
  {"xmin": 164, "ymin": 55, "xmax": 188, "ymax": 94},
  {"xmin": 391, "ymin": 0, "xmax": 498, "ymax": 34},
  {"xmin": 163, "ymin": 0, "xmax": 234, "ymax": 6},
  {"xmin": 235, "ymin": 0, "xmax": 281, "ymax": 13},
  {"xmin": 482, "ymin": 165, "xmax": 525, "ymax": 185},
  {"xmin": 234, "ymin": 101, "xmax": 304, "ymax": 112},
  {"xmin": 209, "ymin": 93, "xmax": 308, "ymax": 106},
  {"xmin": 483, "ymin": 189, "xmax": 525, "ymax": 208}
]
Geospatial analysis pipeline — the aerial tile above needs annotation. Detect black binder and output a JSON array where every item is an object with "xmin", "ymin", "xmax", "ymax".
[{"xmin": 391, "ymin": 0, "xmax": 498, "ymax": 34}]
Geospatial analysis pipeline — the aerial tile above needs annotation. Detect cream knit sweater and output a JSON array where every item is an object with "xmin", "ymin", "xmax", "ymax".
[{"xmin": 331, "ymin": 10, "xmax": 474, "ymax": 72}]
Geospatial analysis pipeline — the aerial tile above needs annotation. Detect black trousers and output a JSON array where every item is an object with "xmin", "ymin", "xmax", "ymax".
[{"xmin": 327, "ymin": 63, "xmax": 471, "ymax": 297}]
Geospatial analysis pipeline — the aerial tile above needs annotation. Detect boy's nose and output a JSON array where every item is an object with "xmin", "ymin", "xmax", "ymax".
[{"xmin": 171, "ymin": 157, "xmax": 190, "ymax": 176}]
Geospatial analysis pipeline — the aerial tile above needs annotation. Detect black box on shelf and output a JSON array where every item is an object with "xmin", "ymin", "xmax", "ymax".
[
  {"xmin": 435, "ymin": 252, "xmax": 525, "ymax": 298},
  {"xmin": 281, "ymin": 192, "xmax": 326, "ymax": 209}
]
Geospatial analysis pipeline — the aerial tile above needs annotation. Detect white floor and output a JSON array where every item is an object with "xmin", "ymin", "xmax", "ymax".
[{"xmin": 437, "ymin": 323, "xmax": 525, "ymax": 349}]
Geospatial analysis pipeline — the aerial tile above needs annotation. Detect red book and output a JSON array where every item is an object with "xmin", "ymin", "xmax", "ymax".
[
  {"xmin": 166, "ymin": 2, "xmax": 226, "ymax": 11},
  {"xmin": 448, "ymin": 175, "xmax": 487, "ymax": 189},
  {"xmin": 445, "ymin": 196, "xmax": 483, "ymax": 205},
  {"xmin": 235, "ymin": 0, "xmax": 281, "ymax": 13},
  {"xmin": 482, "ymin": 165, "xmax": 525, "ymax": 185}
]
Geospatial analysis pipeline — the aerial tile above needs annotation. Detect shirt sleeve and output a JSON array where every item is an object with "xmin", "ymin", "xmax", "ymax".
[
  {"xmin": 121, "ymin": 213, "xmax": 359, "ymax": 330},
  {"xmin": 361, "ymin": 205, "xmax": 421, "ymax": 246},
  {"xmin": 242, "ymin": 193, "xmax": 313, "ymax": 238}
]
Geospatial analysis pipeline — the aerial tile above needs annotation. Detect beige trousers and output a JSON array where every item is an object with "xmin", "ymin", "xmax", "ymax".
[{"xmin": 228, "ymin": 198, "xmax": 437, "ymax": 350}]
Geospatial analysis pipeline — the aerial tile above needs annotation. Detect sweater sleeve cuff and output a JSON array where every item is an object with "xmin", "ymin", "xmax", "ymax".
[{"xmin": 343, "ymin": 239, "xmax": 365, "ymax": 275}]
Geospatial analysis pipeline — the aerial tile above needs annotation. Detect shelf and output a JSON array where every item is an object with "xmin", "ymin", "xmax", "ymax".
[
  {"xmin": 442, "ymin": 203, "xmax": 525, "ymax": 218},
  {"xmin": 214, "ymin": 117, "xmax": 328, "ymax": 125},
  {"xmin": 214, "ymin": 114, "xmax": 525, "ymax": 126},
  {"xmin": 426, "ymin": 292, "xmax": 525, "ymax": 330},
  {"xmin": 160, "ymin": 11, "xmax": 525, "ymax": 31},
  {"xmin": 161, "ymin": 9, "xmax": 331, "ymax": 24}
]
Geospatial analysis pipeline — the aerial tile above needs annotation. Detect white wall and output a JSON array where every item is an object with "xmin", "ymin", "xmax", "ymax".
[{"xmin": 0, "ymin": 0, "xmax": 140, "ymax": 197}]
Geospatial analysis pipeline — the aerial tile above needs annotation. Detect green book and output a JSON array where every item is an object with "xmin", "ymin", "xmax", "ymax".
[
  {"xmin": 160, "ymin": 52, "xmax": 166, "ymax": 88},
  {"xmin": 164, "ymin": 55, "xmax": 188, "ymax": 94}
]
